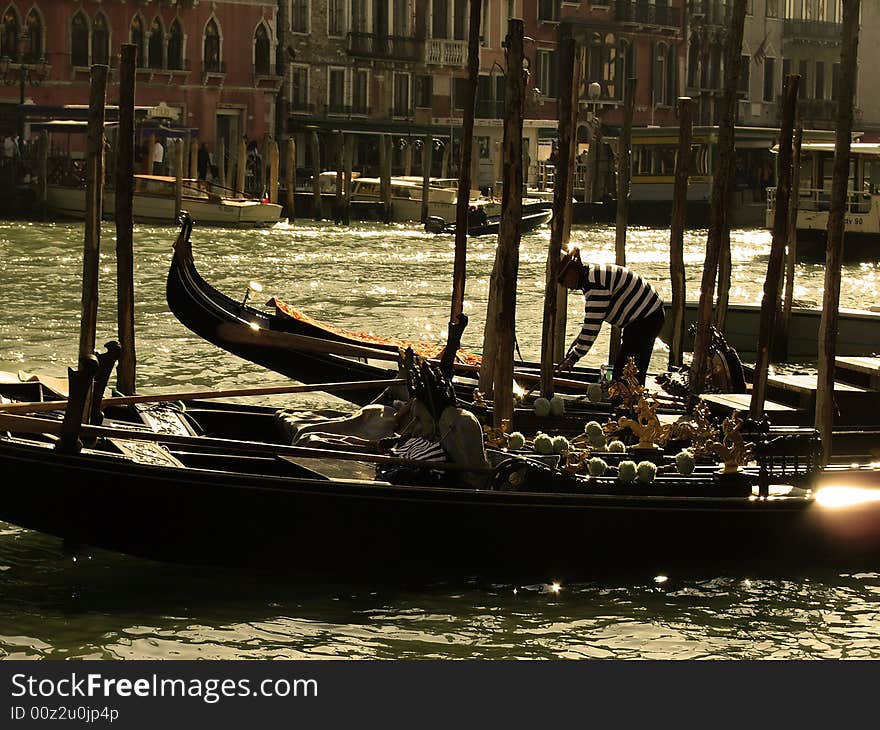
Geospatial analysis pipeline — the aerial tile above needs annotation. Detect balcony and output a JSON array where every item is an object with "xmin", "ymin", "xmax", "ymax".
[
  {"xmin": 783, "ymin": 19, "xmax": 843, "ymax": 44},
  {"xmin": 201, "ymin": 60, "xmax": 226, "ymax": 84},
  {"xmin": 347, "ymin": 32, "xmax": 422, "ymax": 62},
  {"xmin": 775, "ymin": 96, "xmax": 838, "ymax": 124},
  {"xmin": 425, "ymin": 39, "xmax": 468, "ymax": 66},
  {"xmin": 614, "ymin": 1, "xmax": 682, "ymax": 27},
  {"xmin": 289, "ymin": 101, "xmax": 314, "ymax": 115}
]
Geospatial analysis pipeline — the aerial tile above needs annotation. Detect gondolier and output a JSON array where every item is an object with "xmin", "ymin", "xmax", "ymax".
[{"xmin": 557, "ymin": 248, "xmax": 664, "ymax": 385}]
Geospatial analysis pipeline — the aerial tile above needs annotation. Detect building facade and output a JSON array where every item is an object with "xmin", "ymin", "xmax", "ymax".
[{"xmin": 0, "ymin": 0, "xmax": 281, "ymax": 161}]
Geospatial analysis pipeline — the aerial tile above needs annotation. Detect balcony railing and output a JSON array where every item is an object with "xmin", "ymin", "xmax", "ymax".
[
  {"xmin": 347, "ymin": 32, "xmax": 422, "ymax": 62},
  {"xmin": 614, "ymin": 0, "xmax": 681, "ymax": 27},
  {"xmin": 775, "ymin": 95, "xmax": 838, "ymax": 123},
  {"xmin": 289, "ymin": 101, "xmax": 314, "ymax": 114},
  {"xmin": 425, "ymin": 39, "xmax": 468, "ymax": 66},
  {"xmin": 390, "ymin": 104, "xmax": 415, "ymax": 118},
  {"xmin": 783, "ymin": 19, "xmax": 843, "ymax": 42}
]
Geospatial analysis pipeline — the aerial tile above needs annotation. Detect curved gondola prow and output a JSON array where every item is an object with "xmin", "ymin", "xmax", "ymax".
[{"xmin": 173, "ymin": 211, "xmax": 195, "ymax": 264}]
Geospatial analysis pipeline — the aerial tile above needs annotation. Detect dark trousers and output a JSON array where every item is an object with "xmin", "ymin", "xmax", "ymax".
[{"xmin": 612, "ymin": 306, "xmax": 666, "ymax": 385}]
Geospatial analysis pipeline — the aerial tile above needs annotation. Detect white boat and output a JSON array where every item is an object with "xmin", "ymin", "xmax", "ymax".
[
  {"xmin": 349, "ymin": 176, "xmax": 500, "ymax": 223},
  {"xmin": 766, "ymin": 142, "xmax": 880, "ymax": 258},
  {"xmin": 47, "ymin": 175, "xmax": 283, "ymax": 228},
  {"xmin": 662, "ymin": 299, "xmax": 880, "ymax": 358}
]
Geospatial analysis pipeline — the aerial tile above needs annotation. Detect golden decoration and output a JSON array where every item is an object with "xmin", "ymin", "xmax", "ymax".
[
  {"xmin": 613, "ymin": 394, "xmax": 671, "ymax": 450},
  {"xmin": 607, "ymin": 358, "xmax": 644, "ymax": 411},
  {"xmin": 668, "ymin": 401, "xmax": 719, "ymax": 457},
  {"xmin": 705, "ymin": 411, "xmax": 753, "ymax": 474}
]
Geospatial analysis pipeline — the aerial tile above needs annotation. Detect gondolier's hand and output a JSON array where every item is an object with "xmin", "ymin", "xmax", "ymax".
[{"xmin": 559, "ymin": 355, "xmax": 576, "ymax": 372}]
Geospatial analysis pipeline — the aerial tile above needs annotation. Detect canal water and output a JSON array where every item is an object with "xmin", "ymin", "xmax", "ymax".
[{"xmin": 1, "ymin": 219, "xmax": 879, "ymax": 659}]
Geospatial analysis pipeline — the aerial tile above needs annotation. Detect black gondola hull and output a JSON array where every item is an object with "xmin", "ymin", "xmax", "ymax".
[{"xmin": 3, "ymin": 439, "xmax": 878, "ymax": 577}]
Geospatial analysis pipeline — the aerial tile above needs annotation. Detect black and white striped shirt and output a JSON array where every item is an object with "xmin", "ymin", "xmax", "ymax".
[{"xmin": 569, "ymin": 264, "xmax": 663, "ymax": 362}]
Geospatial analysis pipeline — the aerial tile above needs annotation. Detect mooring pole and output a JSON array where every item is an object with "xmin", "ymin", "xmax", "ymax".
[
  {"xmin": 816, "ymin": 0, "xmax": 860, "ymax": 462},
  {"xmin": 691, "ymin": 0, "xmax": 747, "ymax": 397},
  {"xmin": 541, "ymin": 29, "xmax": 578, "ymax": 398},
  {"xmin": 311, "ymin": 131, "xmax": 323, "ymax": 220},
  {"xmin": 380, "ymin": 134, "xmax": 392, "ymax": 223},
  {"xmin": 608, "ymin": 76, "xmax": 636, "ymax": 369},
  {"xmin": 669, "ymin": 96, "xmax": 694, "ymax": 370},
  {"xmin": 334, "ymin": 131, "xmax": 344, "ymax": 223},
  {"xmin": 343, "ymin": 134, "xmax": 354, "ymax": 226},
  {"xmin": 285, "ymin": 138, "xmax": 296, "ymax": 221},
  {"xmin": 481, "ymin": 17, "xmax": 524, "ymax": 429},
  {"xmin": 750, "ymin": 74, "xmax": 800, "ymax": 419},
  {"xmin": 449, "ymin": 0, "xmax": 481, "ymax": 323},
  {"xmin": 236, "ymin": 135, "xmax": 247, "ymax": 197},
  {"xmin": 774, "ymin": 125, "xmax": 803, "ymax": 364},
  {"xmin": 189, "ymin": 136, "xmax": 198, "ymax": 179},
  {"xmin": 174, "ymin": 139, "xmax": 184, "ymax": 217},
  {"xmin": 420, "ymin": 133, "xmax": 432, "ymax": 224},
  {"xmin": 115, "ymin": 44, "xmax": 137, "ymax": 395},
  {"xmin": 217, "ymin": 137, "xmax": 227, "ymax": 188},
  {"xmin": 78, "ymin": 64, "xmax": 108, "ymax": 366},
  {"xmin": 269, "ymin": 138, "xmax": 280, "ymax": 204},
  {"xmin": 713, "ymin": 0, "xmax": 748, "ymax": 333}
]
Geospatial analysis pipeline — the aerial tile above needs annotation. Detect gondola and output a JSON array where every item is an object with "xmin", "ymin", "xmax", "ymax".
[
  {"xmin": 424, "ymin": 203, "xmax": 553, "ymax": 236},
  {"xmin": 1, "ymin": 382, "xmax": 878, "ymax": 576},
  {"xmin": 166, "ymin": 215, "xmax": 880, "ymax": 456},
  {"xmin": 166, "ymin": 212, "xmax": 613, "ymax": 414}
]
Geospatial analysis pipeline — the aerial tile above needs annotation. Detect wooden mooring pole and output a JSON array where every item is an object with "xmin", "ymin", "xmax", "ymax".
[
  {"xmin": 62, "ymin": 64, "xmax": 108, "ymax": 452},
  {"xmin": 311, "ymin": 131, "xmax": 323, "ymax": 220},
  {"xmin": 479, "ymin": 17, "xmax": 524, "ymax": 429},
  {"xmin": 269, "ymin": 139, "xmax": 280, "ymax": 205},
  {"xmin": 115, "ymin": 44, "xmax": 137, "ymax": 395},
  {"xmin": 540, "ymin": 29, "xmax": 578, "ymax": 398},
  {"xmin": 450, "ymin": 0, "xmax": 480, "ymax": 319},
  {"xmin": 78, "ymin": 64, "xmax": 108, "ymax": 365},
  {"xmin": 691, "ymin": 0, "xmax": 747, "ymax": 396},
  {"xmin": 608, "ymin": 76, "xmax": 636, "ymax": 369},
  {"xmin": 380, "ymin": 134, "xmax": 392, "ymax": 223},
  {"xmin": 713, "ymin": 0, "xmax": 747, "ymax": 333},
  {"xmin": 285, "ymin": 138, "xmax": 296, "ymax": 221},
  {"xmin": 420, "ymin": 133, "xmax": 432, "ymax": 224},
  {"xmin": 236, "ymin": 136, "xmax": 247, "ymax": 197},
  {"xmin": 343, "ymin": 134, "xmax": 354, "ymax": 226},
  {"xmin": 174, "ymin": 139, "xmax": 184, "ymax": 217},
  {"xmin": 669, "ymin": 96, "xmax": 694, "ymax": 370},
  {"xmin": 774, "ymin": 125, "xmax": 803, "ymax": 364},
  {"xmin": 817, "ymin": 0, "xmax": 861, "ymax": 462},
  {"xmin": 334, "ymin": 131, "xmax": 344, "ymax": 223},
  {"xmin": 750, "ymin": 73, "xmax": 800, "ymax": 419}
]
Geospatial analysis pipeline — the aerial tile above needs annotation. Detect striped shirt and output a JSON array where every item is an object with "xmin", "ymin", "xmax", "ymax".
[{"xmin": 569, "ymin": 264, "xmax": 663, "ymax": 362}]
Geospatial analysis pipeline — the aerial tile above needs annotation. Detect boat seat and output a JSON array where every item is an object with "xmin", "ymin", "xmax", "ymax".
[
  {"xmin": 698, "ymin": 393, "xmax": 802, "ymax": 426},
  {"xmin": 764, "ymin": 374, "xmax": 880, "ymax": 426},
  {"xmin": 109, "ymin": 438, "xmax": 185, "ymax": 467},
  {"xmin": 277, "ymin": 454, "xmax": 378, "ymax": 482},
  {"xmin": 835, "ymin": 356, "xmax": 880, "ymax": 389}
]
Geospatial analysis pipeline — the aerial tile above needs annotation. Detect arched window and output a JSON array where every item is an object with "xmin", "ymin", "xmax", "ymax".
[
  {"xmin": 130, "ymin": 15, "xmax": 145, "ymax": 67},
  {"xmin": 203, "ymin": 18, "xmax": 220, "ymax": 72},
  {"xmin": 653, "ymin": 42, "xmax": 677, "ymax": 105},
  {"xmin": 2, "ymin": 6, "xmax": 20, "ymax": 60},
  {"xmin": 71, "ymin": 11, "xmax": 89, "ymax": 66},
  {"xmin": 25, "ymin": 9, "xmax": 41, "ymax": 62},
  {"xmin": 148, "ymin": 17, "xmax": 164, "ymax": 68},
  {"xmin": 167, "ymin": 19, "xmax": 183, "ymax": 70},
  {"xmin": 254, "ymin": 23, "xmax": 270, "ymax": 75},
  {"xmin": 92, "ymin": 11, "xmax": 109, "ymax": 66}
]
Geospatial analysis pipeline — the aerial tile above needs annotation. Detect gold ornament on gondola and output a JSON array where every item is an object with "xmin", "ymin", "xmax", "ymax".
[
  {"xmin": 668, "ymin": 401, "xmax": 719, "ymax": 457},
  {"xmin": 705, "ymin": 411, "xmax": 753, "ymax": 474},
  {"xmin": 613, "ymin": 394, "xmax": 671, "ymax": 450},
  {"xmin": 607, "ymin": 358, "xmax": 644, "ymax": 412}
]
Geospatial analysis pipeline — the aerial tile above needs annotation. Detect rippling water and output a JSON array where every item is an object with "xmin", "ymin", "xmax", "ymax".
[{"xmin": 1, "ymin": 218, "xmax": 880, "ymax": 660}]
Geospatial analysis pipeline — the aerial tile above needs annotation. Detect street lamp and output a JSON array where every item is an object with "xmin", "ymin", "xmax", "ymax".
[{"xmin": 0, "ymin": 32, "xmax": 48, "ymax": 144}]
